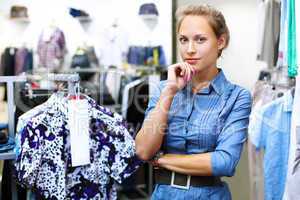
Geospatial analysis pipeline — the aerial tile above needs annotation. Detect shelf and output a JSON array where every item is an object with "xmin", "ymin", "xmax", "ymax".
[{"xmin": 0, "ymin": 150, "xmax": 16, "ymax": 160}]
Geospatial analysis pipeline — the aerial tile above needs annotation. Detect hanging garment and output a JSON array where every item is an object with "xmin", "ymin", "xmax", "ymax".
[
  {"xmin": 2, "ymin": 47, "xmax": 17, "ymax": 76},
  {"xmin": 277, "ymin": 0, "xmax": 288, "ymax": 67},
  {"xmin": 283, "ymin": 126, "xmax": 300, "ymax": 200},
  {"xmin": 97, "ymin": 26, "xmax": 128, "ymax": 68},
  {"xmin": 15, "ymin": 47, "xmax": 33, "ymax": 75},
  {"xmin": 122, "ymin": 79, "xmax": 149, "ymax": 134},
  {"xmin": 256, "ymin": 0, "xmax": 281, "ymax": 68},
  {"xmin": 37, "ymin": 27, "xmax": 66, "ymax": 69},
  {"xmin": 248, "ymin": 91, "xmax": 293, "ymax": 200},
  {"xmin": 283, "ymin": 76, "xmax": 300, "ymax": 200},
  {"xmin": 248, "ymin": 80, "xmax": 275, "ymax": 200},
  {"xmin": 15, "ymin": 93, "xmax": 141, "ymax": 200},
  {"xmin": 287, "ymin": 0, "xmax": 298, "ymax": 77}
]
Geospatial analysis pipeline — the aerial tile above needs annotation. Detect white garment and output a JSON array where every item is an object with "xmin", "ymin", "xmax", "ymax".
[
  {"xmin": 105, "ymin": 69, "xmax": 122, "ymax": 103},
  {"xmin": 283, "ymin": 75, "xmax": 300, "ymax": 200},
  {"xmin": 256, "ymin": 0, "xmax": 281, "ymax": 68},
  {"xmin": 97, "ymin": 25, "xmax": 129, "ymax": 68}
]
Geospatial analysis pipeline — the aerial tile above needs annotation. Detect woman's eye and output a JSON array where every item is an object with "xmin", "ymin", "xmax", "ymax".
[
  {"xmin": 196, "ymin": 37, "xmax": 206, "ymax": 43},
  {"xmin": 179, "ymin": 37, "xmax": 188, "ymax": 44}
]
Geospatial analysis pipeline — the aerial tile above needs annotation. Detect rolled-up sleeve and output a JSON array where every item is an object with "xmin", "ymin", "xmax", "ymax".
[
  {"xmin": 211, "ymin": 89, "xmax": 252, "ymax": 177},
  {"xmin": 144, "ymin": 81, "xmax": 165, "ymax": 118}
]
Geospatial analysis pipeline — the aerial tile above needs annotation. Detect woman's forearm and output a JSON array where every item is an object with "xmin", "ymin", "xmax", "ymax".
[
  {"xmin": 135, "ymin": 87, "xmax": 177, "ymax": 160},
  {"xmin": 157, "ymin": 153, "xmax": 213, "ymax": 176}
]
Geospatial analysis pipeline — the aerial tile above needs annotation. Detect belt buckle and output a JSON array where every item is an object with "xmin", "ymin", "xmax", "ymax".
[{"xmin": 170, "ymin": 171, "xmax": 191, "ymax": 190}]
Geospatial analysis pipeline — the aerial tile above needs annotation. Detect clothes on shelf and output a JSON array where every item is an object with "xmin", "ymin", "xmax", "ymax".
[
  {"xmin": 14, "ymin": 92, "xmax": 141, "ymax": 199},
  {"xmin": 127, "ymin": 45, "xmax": 166, "ymax": 67}
]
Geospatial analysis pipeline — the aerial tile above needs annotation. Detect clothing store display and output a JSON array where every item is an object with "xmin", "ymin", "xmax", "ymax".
[
  {"xmin": 86, "ymin": 46, "xmax": 99, "ymax": 66},
  {"xmin": 122, "ymin": 79, "xmax": 149, "ymax": 134},
  {"xmin": 256, "ymin": 0, "xmax": 280, "ymax": 68},
  {"xmin": 71, "ymin": 52, "xmax": 90, "ymax": 69},
  {"xmin": 10, "ymin": 5, "xmax": 28, "ymax": 18},
  {"xmin": 0, "ymin": 123, "xmax": 8, "ymax": 130},
  {"xmin": 2, "ymin": 47, "xmax": 17, "ymax": 76},
  {"xmin": 127, "ymin": 45, "xmax": 166, "ymax": 66},
  {"xmin": 249, "ymin": 92, "xmax": 293, "ymax": 200},
  {"xmin": 15, "ymin": 47, "xmax": 33, "ymax": 75},
  {"xmin": 138, "ymin": 3, "xmax": 159, "ymax": 16},
  {"xmin": 0, "ymin": 137, "xmax": 14, "ymax": 153},
  {"xmin": 283, "ymin": 75, "xmax": 300, "ymax": 200},
  {"xmin": 1, "ymin": 47, "xmax": 33, "ymax": 76},
  {"xmin": 98, "ymin": 25, "xmax": 128, "ymax": 68},
  {"xmin": 37, "ymin": 27, "xmax": 66, "ymax": 69},
  {"xmin": 0, "ymin": 131, "xmax": 8, "ymax": 144},
  {"xmin": 284, "ymin": 127, "xmax": 300, "ymax": 200},
  {"xmin": 287, "ymin": 0, "xmax": 298, "ymax": 77},
  {"xmin": 15, "ymin": 93, "xmax": 141, "ymax": 199},
  {"xmin": 277, "ymin": 0, "xmax": 288, "ymax": 67},
  {"xmin": 69, "ymin": 8, "xmax": 89, "ymax": 18},
  {"xmin": 147, "ymin": 70, "xmax": 252, "ymax": 199}
]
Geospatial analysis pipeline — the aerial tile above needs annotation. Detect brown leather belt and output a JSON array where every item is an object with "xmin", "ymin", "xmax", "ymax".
[{"xmin": 155, "ymin": 168, "xmax": 222, "ymax": 189}]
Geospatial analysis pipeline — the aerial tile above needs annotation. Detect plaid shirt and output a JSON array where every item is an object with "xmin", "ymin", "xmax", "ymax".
[{"xmin": 37, "ymin": 28, "xmax": 66, "ymax": 69}]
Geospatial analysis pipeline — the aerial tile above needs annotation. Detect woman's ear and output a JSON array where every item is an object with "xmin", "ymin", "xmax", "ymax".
[{"xmin": 217, "ymin": 34, "xmax": 226, "ymax": 51}]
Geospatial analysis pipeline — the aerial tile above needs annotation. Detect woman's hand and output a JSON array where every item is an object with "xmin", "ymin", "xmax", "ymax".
[{"xmin": 166, "ymin": 62, "xmax": 196, "ymax": 93}]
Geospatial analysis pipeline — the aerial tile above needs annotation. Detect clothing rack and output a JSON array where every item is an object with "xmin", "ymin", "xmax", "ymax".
[
  {"xmin": 26, "ymin": 73, "xmax": 80, "ymax": 96},
  {"xmin": 0, "ymin": 73, "xmax": 80, "ymax": 200},
  {"xmin": 0, "ymin": 76, "xmax": 26, "ymax": 158},
  {"xmin": 0, "ymin": 76, "xmax": 27, "ymax": 200}
]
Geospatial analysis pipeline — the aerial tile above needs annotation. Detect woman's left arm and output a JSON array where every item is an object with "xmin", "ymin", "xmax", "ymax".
[{"xmin": 156, "ymin": 89, "xmax": 252, "ymax": 177}]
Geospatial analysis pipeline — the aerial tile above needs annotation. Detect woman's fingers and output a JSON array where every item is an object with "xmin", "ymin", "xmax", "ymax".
[{"xmin": 168, "ymin": 62, "xmax": 196, "ymax": 83}]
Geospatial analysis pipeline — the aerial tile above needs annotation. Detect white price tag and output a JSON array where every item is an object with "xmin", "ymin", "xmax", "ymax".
[{"xmin": 68, "ymin": 99, "xmax": 90, "ymax": 167}]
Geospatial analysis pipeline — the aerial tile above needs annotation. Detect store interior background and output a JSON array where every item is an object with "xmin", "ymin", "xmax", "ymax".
[{"xmin": 1, "ymin": 0, "xmax": 299, "ymax": 199}]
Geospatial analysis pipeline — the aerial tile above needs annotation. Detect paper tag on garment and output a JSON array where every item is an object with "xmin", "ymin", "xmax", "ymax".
[{"xmin": 68, "ymin": 99, "xmax": 90, "ymax": 167}]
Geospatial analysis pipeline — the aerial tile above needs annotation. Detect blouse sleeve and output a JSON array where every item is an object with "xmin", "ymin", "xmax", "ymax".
[
  {"xmin": 108, "ymin": 113, "xmax": 142, "ymax": 183},
  {"xmin": 211, "ymin": 89, "xmax": 252, "ymax": 177},
  {"xmin": 15, "ymin": 115, "xmax": 45, "ymax": 187},
  {"xmin": 144, "ymin": 81, "xmax": 165, "ymax": 118}
]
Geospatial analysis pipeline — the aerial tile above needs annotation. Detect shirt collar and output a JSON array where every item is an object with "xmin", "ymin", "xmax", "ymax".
[
  {"xmin": 283, "ymin": 91, "xmax": 293, "ymax": 112},
  {"xmin": 194, "ymin": 69, "xmax": 229, "ymax": 95}
]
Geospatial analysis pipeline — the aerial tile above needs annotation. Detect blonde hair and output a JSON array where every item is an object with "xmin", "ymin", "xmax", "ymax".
[{"xmin": 176, "ymin": 4, "xmax": 230, "ymax": 56}]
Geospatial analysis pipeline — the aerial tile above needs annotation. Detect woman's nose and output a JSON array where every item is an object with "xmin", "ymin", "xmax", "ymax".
[{"xmin": 187, "ymin": 41, "xmax": 196, "ymax": 54}]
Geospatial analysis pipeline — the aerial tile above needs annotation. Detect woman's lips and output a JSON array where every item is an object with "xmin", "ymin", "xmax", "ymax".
[{"xmin": 185, "ymin": 59, "xmax": 200, "ymax": 65}]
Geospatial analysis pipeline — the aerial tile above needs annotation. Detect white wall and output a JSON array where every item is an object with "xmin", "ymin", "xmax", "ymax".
[
  {"xmin": 0, "ymin": 0, "xmax": 172, "ymax": 68},
  {"xmin": 177, "ymin": 0, "xmax": 264, "ymax": 90}
]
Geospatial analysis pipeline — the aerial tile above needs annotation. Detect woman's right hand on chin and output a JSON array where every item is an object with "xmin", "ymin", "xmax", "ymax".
[{"xmin": 165, "ymin": 62, "xmax": 196, "ymax": 93}]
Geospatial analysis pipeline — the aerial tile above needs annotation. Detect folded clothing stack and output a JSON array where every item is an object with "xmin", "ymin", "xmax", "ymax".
[
  {"xmin": 0, "ymin": 123, "xmax": 14, "ymax": 152},
  {"xmin": 0, "ymin": 131, "xmax": 8, "ymax": 144}
]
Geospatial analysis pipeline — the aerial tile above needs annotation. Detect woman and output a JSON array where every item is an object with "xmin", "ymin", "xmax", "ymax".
[{"xmin": 135, "ymin": 4, "xmax": 252, "ymax": 200}]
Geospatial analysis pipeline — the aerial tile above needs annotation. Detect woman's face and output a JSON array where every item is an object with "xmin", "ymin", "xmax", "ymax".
[{"xmin": 178, "ymin": 15, "xmax": 225, "ymax": 72}]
